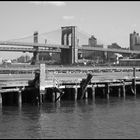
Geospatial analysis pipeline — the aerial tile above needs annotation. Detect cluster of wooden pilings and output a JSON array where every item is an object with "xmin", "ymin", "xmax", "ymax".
[
  {"xmin": 0, "ymin": 70, "xmax": 40, "ymax": 106},
  {"xmin": 0, "ymin": 64, "xmax": 139, "ymax": 106},
  {"xmin": 39, "ymin": 80, "xmax": 139, "ymax": 104}
]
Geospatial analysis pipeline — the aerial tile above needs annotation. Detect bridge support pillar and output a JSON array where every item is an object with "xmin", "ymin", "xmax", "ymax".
[
  {"xmin": 31, "ymin": 31, "xmax": 39, "ymax": 65},
  {"xmin": 61, "ymin": 26, "xmax": 78, "ymax": 65}
]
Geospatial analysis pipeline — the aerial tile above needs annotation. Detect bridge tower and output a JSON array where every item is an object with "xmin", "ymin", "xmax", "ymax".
[
  {"xmin": 31, "ymin": 31, "xmax": 39, "ymax": 65},
  {"xmin": 61, "ymin": 26, "xmax": 78, "ymax": 65}
]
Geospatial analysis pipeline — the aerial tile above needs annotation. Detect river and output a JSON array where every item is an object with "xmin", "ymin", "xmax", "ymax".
[{"xmin": 0, "ymin": 96, "xmax": 140, "ymax": 139}]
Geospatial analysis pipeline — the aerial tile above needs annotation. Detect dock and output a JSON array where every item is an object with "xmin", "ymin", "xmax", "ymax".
[
  {"xmin": 39, "ymin": 64, "xmax": 140, "ymax": 103},
  {"xmin": 0, "ymin": 64, "xmax": 140, "ymax": 106}
]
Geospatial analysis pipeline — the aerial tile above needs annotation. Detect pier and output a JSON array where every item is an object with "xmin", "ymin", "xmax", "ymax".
[
  {"xmin": 0, "ymin": 64, "xmax": 140, "ymax": 106},
  {"xmin": 38, "ymin": 64, "xmax": 140, "ymax": 103}
]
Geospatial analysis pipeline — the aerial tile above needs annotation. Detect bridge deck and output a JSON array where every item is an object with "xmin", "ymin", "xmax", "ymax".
[
  {"xmin": 80, "ymin": 45, "xmax": 140, "ymax": 54},
  {"xmin": 0, "ymin": 47, "xmax": 61, "ymax": 53},
  {"xmin": 0, "ymin": 41, "xmax": 69, "ymax": 49},
  {"xmin": 0, "ymin": 41, "xmax": 140, "ymax": 54}
]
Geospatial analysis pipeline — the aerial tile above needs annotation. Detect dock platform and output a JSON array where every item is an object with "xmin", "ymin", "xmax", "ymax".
[{"xmin": 0, "ymin": 64, "xmax": 140, "ymax": 106}]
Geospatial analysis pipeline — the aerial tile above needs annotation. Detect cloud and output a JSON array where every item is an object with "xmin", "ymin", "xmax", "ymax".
[
  {"xmin": 47, "ymin": 1, "xmax": 66, "ymax": 6},
  {"xmin": 63, "ymin": 16, "xmax": 75, "ymax": 20},
  {"xmin": 30, "ymin": 1, "xmax": 66, "ymax": 7}
]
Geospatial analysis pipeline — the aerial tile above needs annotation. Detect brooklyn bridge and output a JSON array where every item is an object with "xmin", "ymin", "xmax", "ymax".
[{"xmin": 0, "ymin": 26, "xmax": 139, "ymax": 65}]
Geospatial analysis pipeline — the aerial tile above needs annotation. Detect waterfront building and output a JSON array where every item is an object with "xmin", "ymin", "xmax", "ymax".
[
  {"xmin": 88, "ymin": 35, "xmax": 97, "ymax": 47},
  {"xmin": 130, "ymin": 31, "xmax": 140, "ymax": 50}
]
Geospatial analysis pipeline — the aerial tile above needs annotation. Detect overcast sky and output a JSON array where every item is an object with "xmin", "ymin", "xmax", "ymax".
[{"xmin": 0, "ymin": 1, "xmax": 140, "ymax": 59}]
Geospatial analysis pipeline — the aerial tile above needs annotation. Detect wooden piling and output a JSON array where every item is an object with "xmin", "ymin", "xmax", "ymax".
[
  {"xmin": 40, "ymin": 63, "xmax": 46, "ymax": 84},
  {"xmin": 39, "ymin": 94, "xmax": 43, "ymax": 105},
  {"xmin": 106, "ymin": 83, "xmax": 110, "ymax": 100},
  {"xmin": 18, "ymin": 90, "xmax": 22, "ymax": 107},
  {"xmin": 0, "ymin": 93, "xmax": 2, "ymax": 104},
  {"xmin": 74, "ymin": 87, "xmax": 78, "ymax": 101},
  {"xmin": 40, "ymin": 89, "xmax": 46, "ymax": 104},
  {"xmin": 39, "ymin": 63, "xmax": 47, "ymax": 104},
  {"xmin": 85, "ymin": 87, "xmax": 88, "ymax": 99},
  {"xmin": 102, "ymin": 88, "xmax": 106, "ymax": 98},
  {"xmin": 132, "ymin": 67, "xmax": 136, "ymax": 96},
  {"xmin": 91, "ymin": 85, "xmax": 95, "ymax": 100},
  {"xmin": 118, "ymin": 86, "xmax": 121, "ymax": 98},
  {"xmin": 80, "ymin": 73, "xmax": 93, "ymax": 100},
  {"xmin": 56, "ymin": 92, "xmax": 60, "ymax": 102},
  {"xmin": 52, "ymin": 91, "xmax": 56, "ymax": 102},
  {"xmin": 122, "ymin": 80, "xmax": 126, "ymax": 98},
  {"xmin": 40, "ymin": 63, "xmax": 46, "ymax": 97}
]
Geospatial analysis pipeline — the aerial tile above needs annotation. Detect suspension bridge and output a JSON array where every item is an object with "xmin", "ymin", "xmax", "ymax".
[
  {"xmin": 0, "ymin": 26, "xmax": 139, "ymax": 65},
  {"xmin": 1, "ymin": 26, "xmax": 140, "ymax": 106}
]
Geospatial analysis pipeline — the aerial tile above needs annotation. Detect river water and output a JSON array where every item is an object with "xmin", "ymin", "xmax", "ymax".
[{"xmin": 0, "ymin": 96, "xmax": 140, "ymax": 139}]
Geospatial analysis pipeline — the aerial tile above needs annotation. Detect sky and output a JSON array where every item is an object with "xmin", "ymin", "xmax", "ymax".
[{"xmin": 0, "ymin": 1, "xmax": 140, "ymax": 59}]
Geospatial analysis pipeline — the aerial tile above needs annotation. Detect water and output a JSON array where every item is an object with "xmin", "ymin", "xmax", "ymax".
[{"xmin": 0, "ymin": 96, "xmax": 140, "ymax": 139}]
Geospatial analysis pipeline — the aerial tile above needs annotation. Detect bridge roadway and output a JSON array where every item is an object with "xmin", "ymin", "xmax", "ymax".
[
  {"xmin": 0, "ymin": 46, "xmax": 61, "ymax": 53},
  {"xmin": 80, "ymin": 45, "xmax": 140, "ymax": 54},
  {"xmin": 0, "ymin": 41, "xmax": 69, "ymax": 49},
  {"xmin": 0, "ymin": 41, "xmax": 140, "ymax": 54}
]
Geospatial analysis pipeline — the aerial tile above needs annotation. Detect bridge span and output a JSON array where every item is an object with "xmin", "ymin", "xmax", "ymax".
[
  {"xmin": 0, "ymin": 42, "xmax": 139, "ymax": 54},
  {"xmin": 0, "ymin": 46, "xmax": 61, "ymax": 53},
  {"xmin": 0, "ymin": 41, "xmax": 69, "ymax": 49},
  {"xmin": 0, "ymin": 41, "xmax": 140, "ymax": 54},
  {"xmin": 0, "ymin": 26, "xmax": 140, "ymax": 65},
  {"xmin": 80, "ymin": 45, "xmax": 140, "ymax": 54}
]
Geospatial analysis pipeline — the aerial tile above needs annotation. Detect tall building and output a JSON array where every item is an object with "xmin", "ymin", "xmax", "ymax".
[
  {"xmin": 88, "ymin": 35, "xmax": 97, "ymax": 47},
  {"xmin": 130, "ymin": 31, "xmax": 140, "ymax": 50}
]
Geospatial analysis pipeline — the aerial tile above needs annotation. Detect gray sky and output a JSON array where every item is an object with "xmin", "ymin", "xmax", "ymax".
[{"xmin": 0, "ymin": 1, "xmax": 140, "ymax": 59}]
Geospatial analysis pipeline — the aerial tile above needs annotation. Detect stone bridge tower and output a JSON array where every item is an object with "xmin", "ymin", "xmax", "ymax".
[
  {"xmin": 61, "ymin": 26, "xmax": 78, "ymax": 65},
  {"xmin": 31, "ymin": 31, "xmax": 39, "ymax": 65}
]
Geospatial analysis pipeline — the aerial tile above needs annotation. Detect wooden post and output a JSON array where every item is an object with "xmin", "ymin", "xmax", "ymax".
[
  {"xmin": 118, "ymin": 86, "xmax": 121, "ymax": 98},
  {"xmin": 18, "ymin": 90, "xmax": 22, "ymax": 107},
  {"xmin": 122, "ymin": 80, "xmax": 126, "ymax": 98},
  {"xmin": 40, "ymin": 63, "xmax": 46, "ymax": 90},
  {"xmin": 56, "ymin": 92, "xmax": 61, "ymax": 102},
  {"xmin": 92, "ymin": 85, "xmax": 95, "ymax": 100},
  {"xmin": 52, "ymin": 91, "xmax": 56, "ymax": 102},
  {"xmin": 106, "ymin": 83, "xmax": 110, "ymax": 100},
  {"xmin": 132, "ymin": 67, "xmax": 136, "ymax": 96},
  {"xmin": 74, "ymin": 87, "xmax": 78, "ymax": 101},
  {"xmin": 0, "ymin": 93, "xmax": 1, "ymax": 105},
  {"xmin": 40, "ymin": 63, "xmax": 46, "ymax": 104},
  {"xmin": 80, "ymin": 73, "xmax": 93, "ymax": 100},
  {"xmin": 103, "ymin": 87, "xmax": 106, "ymax": 98},
  {"xmin": 85, "ymin": 87, "xmax": 88, "ymax": 99},
  {"xmin": 39, "ymin": 94, "xmax": 43, "ymax": 105}
]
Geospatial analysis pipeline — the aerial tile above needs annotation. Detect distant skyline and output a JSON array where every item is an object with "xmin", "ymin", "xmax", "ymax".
[{"xmin": 0, "ymin": 1, "xmax": 140, "ymax": 59}]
